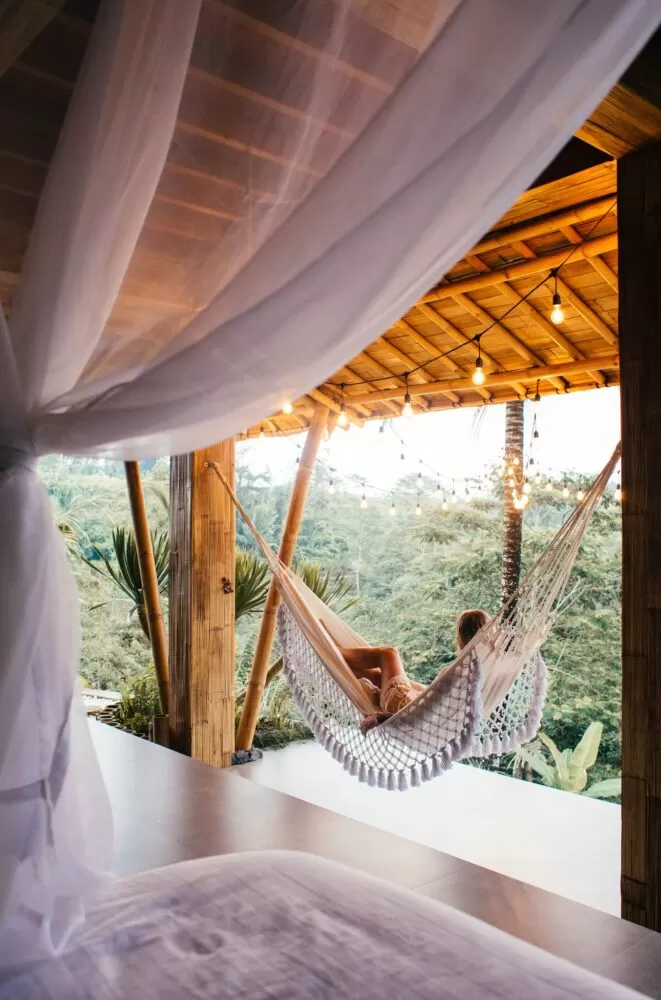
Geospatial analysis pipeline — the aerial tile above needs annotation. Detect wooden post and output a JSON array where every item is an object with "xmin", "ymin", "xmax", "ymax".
[
  {"xmin": 236, "ymin": 403, "xmax": 329, "ymax": 750},
  {"xmin": 619, "ymin": 141, "xmax": 661, "ymax": 929},
  {"xmin": 124, "ymin": 461, "xmax": 169, "ymax": 714},
  {"xmin": 169, "ymin": 439, "xmax": 236, "ymax": 766}
]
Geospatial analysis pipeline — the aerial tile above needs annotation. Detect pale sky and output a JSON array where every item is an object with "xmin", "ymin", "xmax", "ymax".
[{"xmin": 237, "ymin": 387, "xmax": 621, "ymax": 497}]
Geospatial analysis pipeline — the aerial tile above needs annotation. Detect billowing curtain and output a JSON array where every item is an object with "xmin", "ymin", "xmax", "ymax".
[{"xmin": 0, "ymin": 0, "xmax": 658, "ymax": 972}]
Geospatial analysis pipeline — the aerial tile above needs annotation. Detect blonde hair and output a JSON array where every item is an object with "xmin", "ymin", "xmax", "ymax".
[{"xmin": 455, "ymin": 608, "xmax": 489, "ymax": 651}]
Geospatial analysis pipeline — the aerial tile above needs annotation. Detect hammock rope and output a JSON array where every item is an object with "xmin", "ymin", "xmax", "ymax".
[{"xmin": 211, "ymin": 442, "xmax": 620, "ymax": 790}]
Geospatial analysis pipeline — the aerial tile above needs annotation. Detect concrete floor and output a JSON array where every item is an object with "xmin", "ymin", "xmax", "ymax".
[{"xmin": 238, "ymin": 740, "xmax": 621, "ymax": 915}]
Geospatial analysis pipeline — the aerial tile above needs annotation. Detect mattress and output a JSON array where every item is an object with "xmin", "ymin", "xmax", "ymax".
[{"xmin": 3, "ymin": 850, "xmax": 647, "ymax": 999}]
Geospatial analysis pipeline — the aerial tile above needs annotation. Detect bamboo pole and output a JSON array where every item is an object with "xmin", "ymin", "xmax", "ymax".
[
  {"xmin": 124, "ymin": 461, "xmax": 169, "ymax": 714},
  {"xmin": 473, "ymin": 197, "xmax": 616, "ymax": 255},
  {"xmin": 348, "ymin": 354, "xmax": 619, "ymax": 406},
  {"xmin": 236, "ymin": 402, "xmax": 329, "ymax": 749},
  {"xmin": 422, "ymin": 233, "xmax": 617, "ymax": 302}
]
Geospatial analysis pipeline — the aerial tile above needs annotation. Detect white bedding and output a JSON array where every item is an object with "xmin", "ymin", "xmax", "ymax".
[{"xmin": 3, "ymin": 851, "xmax": 647, "ymax": 999}]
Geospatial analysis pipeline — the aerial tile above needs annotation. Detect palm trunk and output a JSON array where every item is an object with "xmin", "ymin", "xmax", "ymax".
[{"xmin": 501, "ymin": 399, "xmax": 524, "ymax": 604}]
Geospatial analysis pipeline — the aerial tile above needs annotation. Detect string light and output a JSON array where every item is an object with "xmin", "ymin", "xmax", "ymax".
[
  {"xmin": 389, "ymin": 497, "xmax": 396, "ymax": 516},
  {"xmin": 337, "ymin": 384, "xmax": 348, "ymax": 428},
  {"xmin": 379, "ymin": 421, "xmax": 386, "ymax": 434},
  {"xmin": 328, "ymin": 478, "xmax": 335, "ymax": 495},
  {"xmin": 442, "ymin": 496, "xmax": 449, "ymax": 511},
  {"xmin": 550, "ymin": 270, "xmax": 565, "ymax": 325},
  {"xmin": 576, "ymin": 479, "xmax": 585, "ymax": 502},
  {"xmin": 562, "ymin": 481, "xmax": 569, "ymax": 499},
  {"xmin": 282, "ymin": 400, "xmax": 294, "ymax": 415},
  {"xmin": 415, "ymin": 497, "xmax": 422, "ymax": 516},
  {"xmin": 259, "ymin": 425, "xmax": 265, "ymax": 439},
  {"xmin": 513, "ymin": 457, "xmax": 520, "ymax": 466},
  {"xmin": 402, "ymin": 374, "xmax": 413, "ymax": 418},
  {"xmin": 451, "ymin": 483, "xmax": 458, "ymax": 504},
  {"xmin": 546, "ymin": 481, "xmax": 553, "ymax": 492},
  {"xmin": 508, "ymin": 477, "xmax": 515, "ymax": 488},
  {"xmin": 535, "ymin": 473, "xmax": 542, "ymax": 486},
  {"xmin": 360, "ymin": 491, "xmax": 368, "ymax": 509},
  {"xmin": 615, "ymin": 482, "xmax": 622, "ymax": 502},
  {"xmin": 523, "ymin": 481, "xmax": 531, "ymax": 495},
  {"xmin": 472, "ymin": 337, "xmax": 485, "ymax": 386}
]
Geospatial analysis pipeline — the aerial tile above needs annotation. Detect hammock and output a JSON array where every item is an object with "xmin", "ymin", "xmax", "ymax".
[{"xmin": 213, "ymin": 443, "xmax": 620, "ymax": 790}]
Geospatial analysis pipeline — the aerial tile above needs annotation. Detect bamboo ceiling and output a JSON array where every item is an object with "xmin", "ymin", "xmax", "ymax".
[
  {"xmin": 254, "ymin": 159, "xmax": 620, "ymax": 436},
  {"xmin": 0, "ymin": 3, "xmax": 659, "ymax": 439}
]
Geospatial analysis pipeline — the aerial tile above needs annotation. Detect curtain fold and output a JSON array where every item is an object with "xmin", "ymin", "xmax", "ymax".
[{"xmin": 0, "ymin": 0, "xmax": 659, "ymax": 970}]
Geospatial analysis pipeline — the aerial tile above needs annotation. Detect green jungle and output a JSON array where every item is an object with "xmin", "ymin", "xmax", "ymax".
[{"xmin": 40, "ymin": 448, "xmax": 622, "ymax": 793}]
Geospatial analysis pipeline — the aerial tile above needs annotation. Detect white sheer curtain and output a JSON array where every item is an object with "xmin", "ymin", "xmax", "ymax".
[{"xmin": 0, "ymin": 0, "xmax": 658, "ymax": 972}]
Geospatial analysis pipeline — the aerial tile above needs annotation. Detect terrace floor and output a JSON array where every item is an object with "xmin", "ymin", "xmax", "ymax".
[
  {"xmin": 91, "ymin": 721, "xmax": 659, "ymax": 999},
  {"xmin": 236, "ymin": 740, "xmax": 620, "ymax": 915}
]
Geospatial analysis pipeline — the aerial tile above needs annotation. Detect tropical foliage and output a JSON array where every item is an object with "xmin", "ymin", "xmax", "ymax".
[
  {"xmin": 40, "ymin": 452, "xmax": 623, "ymax": 786},
  {"xmin": 511, "ymin": 723, "xmax": 621, "ymax": 798}
]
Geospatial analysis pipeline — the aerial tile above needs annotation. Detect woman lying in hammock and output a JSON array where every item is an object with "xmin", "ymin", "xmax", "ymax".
[{"xmin": 340, "ymin": 609, "xmax": 488, "ymax": 733}]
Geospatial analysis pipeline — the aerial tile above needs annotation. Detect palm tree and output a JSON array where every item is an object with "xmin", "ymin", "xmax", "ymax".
[
  {"xmin": 80, "ymin": 530, "xmax": 279, "ymax": 638},
  {"xmin": 501, "ymin": 399, "xmax": 525, "ymax": 603}
]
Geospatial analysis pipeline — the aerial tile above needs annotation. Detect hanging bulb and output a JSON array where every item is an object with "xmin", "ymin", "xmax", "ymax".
[
  {"xmin": 521, "ymin": 494, "xmax": 529, "ymax": 508},
  {"xmin": 513, "ymin": 457, "xmax": 520, "ymax": 466},
  {"xmin": 546, "ymin": 481, "xmax": 553, "ymax": 492},
  {"xmin": 418, "ymin": 470, "xmax": 423, "ymax": 484},
  {"xmin": 528, "ymin": 457, "xmax": 534, "ymax": 467},
  {"xmin": 523, "ymin": 481, "xmax": 531, "ymax": 495},
  {"xmin": 338, "ymin": 403, "xmax": 348, "ymax": 428},
  {"xmin": 562, "ymin": 483, "xmax": 569, "ymax": 499},
  {"xmin": 415, "ymin": 501, "xmax": 422, "ymax": 516},
  {"xmin": 508, "ymin": 477, "xmax": 515, "ymax": 488},
  {"xmin": 259, "ymin": 425, "xmax": 265, "ymax": 439},
  {"xmin": 436, "ymin": 479, "xmax": 441, "ymax": 493},
  {"xmin": 360, "ymin": 493, "xmax": 367, "ymax": 509},
  {"xmin": 534, "ymin": 427, "xmax": 539, "ymax": 440},
  {"xmin": 551, "ymin": 293, "xmax": 565, "ymax": 325},
  {"xmin": 615, "ymin": 482, "xmax": 622, "ymax": 502},
  {"xmin": 389, "ymin": 499, "xmax": 396, "ymax": 516},
  {"xmin": 576, "ymin": 488, "xmax": 585, "ymax": 501},
  {"xmin": 506, "ymin": 465, "xmax": 513, "ymax": 476},
  {"xmin": 442, "ymin": 497, "xmax": 449, "ymax": 511},
  {"xmin": 282, "ymin": 400, "xmax": 293, "ymax": 415},
  {"xmin": 472, "ymin": 356, "xmax": 485, "ymax": 386},
  {"xmin": 451, "ymin": 491, "xmax": 458, "ymax": 505},
  {"xmin": 328, "ymin": 479, "xmax": 335, "ymax": 495},
  {"xmin": 402, "ymin": 391, "xmax": 413, "ymax": 419},
  {"xmin": 379, "ymin": 421, "xmax": 385, "ymax": 434},
  {"xmin": 534, "ymin": 474, "xmax": 542, "ymax": 486}
]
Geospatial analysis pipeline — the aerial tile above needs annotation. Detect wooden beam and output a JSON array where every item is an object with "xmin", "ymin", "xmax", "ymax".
[
  {"xmin": 578, "ymin": 84, "xmax": 661, "ymax": 158},
  {"xmin": 236, "ymin": 403, "xmax": 329, "ymax": 750},
  {"xmin": 169, "ymin": 438, "xmax": 236, "ymax": 766},
  {"xmin": 377, "ymin": 335, "xmax": 461, "ymax": 404},
  {"xmin": 619, "ymin": 141, "xmax": 661, "ymax": 930},
  {"xmin": 589, "ymin": 256, "xmax": 619, "ymax": 291},
  {"xmin": 473, "ymin": 197, "xmax": 616, "ymax": 255},
  {"xmin": 555, "ymin": 275, "xmax": 618, "ymax": 346},
  {"xmin": 423, "ymin": 232, "xmax": 618, "ymax": 301},
  {"xmin": 124, "ymin": 461, "xmax": 169, "ymax": 718},
  {"xmin": 0, "ymin": 1, "xmax": 65, "ymax": 79},
  {"xmin": 348, "ymin": 354, "xmax": 619, "ymax": 405}
]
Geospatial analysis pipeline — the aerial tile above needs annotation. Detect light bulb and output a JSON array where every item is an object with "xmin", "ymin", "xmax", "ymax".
[
  {"xmin": 282, "ymin": 400, "xmax": 293, "ymax": 415},
  {"xmin": 497, "ymin": 467, "xmax": 503, "ymax": 478},
  {"xmin": 535, "ymin": 474, "xmax": 542, "ymax": 486},
  {"xmin": 546, "ymin": 481, "xmax": 553, "ymax": 492},
  {"xmin": 389, "ymin": 501, "xmax": 396, "ymax": 516},
  {"xmin": 523, "ymin": 481, "xmax": 531, "ymax": 494},
  {"xmin": 615, "ymin": 483, "xmax": 622, "ymax": 502},
  {"xmin": 508, "ymin": 477, "xmax": 515, "ymax": 488},
  {"xmin": 442, "ymin": 500, "xmax": 449, "ymax": 511},
  {"xmin": 451, "ymin": 492, "xmax": 458, "ymax": 505},
  {"xmin": 577, "ymin": 488, "xmax": 585, "ymax": 501},
  {"xmin": 360, "ymin": 495, "xmax": 367, "ymax": 509},
  {"xmin": 379, "ymin": 422, "xmax": 385, "ymax": 434},
  {"xmin": 472, "ymin": 357, "xmax": 485, "ymax": 386},
  {"xmin": 338, "ymin": 405, "xmax": 348, "ymax": 428},
  {"xmin": 551, "ymin": 292, "xmax": 565, "ymax": 325},
  {"xmin": 402, "ymin": 391, "xmax": 413, "ymax": 418},
  {"xmin": 415, "ymin": 503, "xmax": 422, "ymax": 516},
  {"xmin": 259, "ymin": 425, "xmax": 265, "ymax": 439},
  {"xmin": 418, "ymin": 471, "xmax": 422, "ymax": 482},
  {"xmin": 400, "ymin": 452, "xmax": 405, "ymax": 461},
  {"xmin": 506, "ymin": 466, "xmax": 513, "ymax": 476},
  {"xmin": 521, "ymin": 494, "xmax": 529, "ymax": 507},
  {"xmin": 328, "ymin": 481, "xmax": 335, "ymax": 495},
  {"xmin": 513, "ymin": 457, "xmax": 520, "ymax": 466},
  {"xmin": 436, "ymin": 481, "xmax": 441, "ymax": 493},
  {"xmin": 562, "ymin": 484, "xmax": 569, "ymax": 498}
]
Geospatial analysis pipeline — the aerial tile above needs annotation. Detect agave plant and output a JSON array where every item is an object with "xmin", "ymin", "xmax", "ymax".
[
  {"xmin": 511, "ymin": 721, "xmax": 621, "ymax": 799},
  {"xmin": 80, "ymin": 527, "xmax": 169, "ymax": 639},
  {"xmin": 235, "ymin": 548, "xmax": 270, "ymax": 620}
]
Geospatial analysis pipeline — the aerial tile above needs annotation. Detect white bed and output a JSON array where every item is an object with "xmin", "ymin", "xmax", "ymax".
[{"xmin": 3, "ymin": 851, "xmax": 647, "ymax": 999}]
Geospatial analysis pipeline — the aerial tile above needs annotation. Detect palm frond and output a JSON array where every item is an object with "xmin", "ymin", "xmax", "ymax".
[
  {"xmin": 293, "ymin": 560, "xmax": 358, "ymax": 614},
  {"xmin": 235, "ymin": 548, "xmax": 270, "ymax": 620}
]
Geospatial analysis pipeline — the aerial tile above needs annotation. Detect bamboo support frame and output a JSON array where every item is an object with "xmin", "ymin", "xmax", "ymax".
[
  {"xmin": 348, "ymin": 354, "xmax": 619, "ymax": 406},
  {"xmin": 124, "ymin": 461, "xmax": 169, "ymax": 715},
  {"xmin": 472, "ymin": 197, "xmax": 616, "ymax": 255},
  {"xmin": 236, "ymin": 402, "xmax": 329, "ymax": 749}
]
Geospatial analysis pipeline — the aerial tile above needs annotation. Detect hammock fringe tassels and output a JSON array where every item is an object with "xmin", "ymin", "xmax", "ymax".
[{"xmin": 211, "ymin": 443, "xmax": 620, "ymax": 790}]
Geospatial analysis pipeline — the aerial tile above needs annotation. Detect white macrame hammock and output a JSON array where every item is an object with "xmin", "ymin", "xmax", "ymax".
[{"xmin": 216, "ymin": 443, "xmax": 619, "ymax": 791}]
